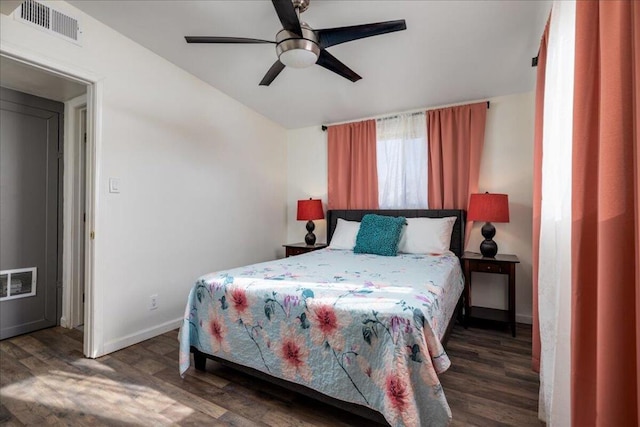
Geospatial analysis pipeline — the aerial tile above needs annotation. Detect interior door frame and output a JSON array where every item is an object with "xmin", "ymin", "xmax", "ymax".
[
  {"xmin": 0, "ymin": 44, "xmax": 104, "ymax": 358},
  {"xmin": 61, "ymin": 94, "xmax": 87, "ymax": 330}
]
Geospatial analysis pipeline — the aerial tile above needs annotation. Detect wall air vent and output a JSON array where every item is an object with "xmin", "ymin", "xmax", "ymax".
[
  {"xmin": 1, "ymin": 268, "xmax": 37, "ymax": 301},
  {"xmin": 14, "ymin": 0, "xmax": 82, "ymax": 45}
]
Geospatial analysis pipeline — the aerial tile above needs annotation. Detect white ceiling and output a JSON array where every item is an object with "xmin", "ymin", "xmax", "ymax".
[{"xmin": 68, "ymin": 0, "xmax": 550, "ymax": 129}]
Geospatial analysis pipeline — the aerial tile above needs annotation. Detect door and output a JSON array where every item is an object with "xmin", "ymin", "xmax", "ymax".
[{"xmin": 0, "ymin": 87, "xmax": 63, "ymax": 339}]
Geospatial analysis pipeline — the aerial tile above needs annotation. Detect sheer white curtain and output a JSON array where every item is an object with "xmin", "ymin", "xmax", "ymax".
[
  {"xmin": 375, "ymin": 112, "xmax": 428, "ymax": 209},
  {"xmin": 537, "ymin": 1, "xmax": 575, "ymax": 425}
]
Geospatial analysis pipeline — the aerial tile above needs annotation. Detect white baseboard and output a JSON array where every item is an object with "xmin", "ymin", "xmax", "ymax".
[
  {"xmin": 516, "ymin": 314, "xmax": 533, "ymax": 325},
  {"xmin": 102, "ymin": 317, "xmax": 183, "ymax": 355}
]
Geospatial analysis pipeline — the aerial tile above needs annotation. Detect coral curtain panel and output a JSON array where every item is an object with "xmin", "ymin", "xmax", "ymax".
[
  {"xmin": 327, "ymin": 120, "xmax": 379, "ymax": 209},
  {"xmin": 532, "ymin": 16, "xmax": 550, "ymax": 375},
  {"xmin": 571, "ymin": 1, "xmax": 640, "ymax": 425},
  {"xmin": 427, "ymin": 102, "xmax": 487, "ymax": 246}
]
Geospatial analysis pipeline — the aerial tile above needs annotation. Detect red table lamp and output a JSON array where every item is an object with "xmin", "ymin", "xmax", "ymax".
[
  {"xmin": 297, "ymin": 199, "xmax": 324, "ymax": 245},
  {"xmin": 467, "ymin": 192, "xmax": 510, "ymax": 258}
]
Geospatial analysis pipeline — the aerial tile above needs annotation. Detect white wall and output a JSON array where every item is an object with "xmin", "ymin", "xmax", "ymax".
[
  {"xmin": 286, "ymin": 126, "xmax": 328, "ymax": 245},
  {"xmin": 286, "ymin": 91, "xmax": 535, "ymax": 323},
  {"xmin": 1, "ymin": 1, "xmax": 287, "ymax": 354},
  {"xmin": 469, "ymin": 92, "xmax": 535, "ymax": 324}
]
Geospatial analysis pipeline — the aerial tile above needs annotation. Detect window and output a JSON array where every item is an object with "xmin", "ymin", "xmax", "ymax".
[{"xmin": 375, "ymin": 112, "xmax": 428, "ymax": 209}]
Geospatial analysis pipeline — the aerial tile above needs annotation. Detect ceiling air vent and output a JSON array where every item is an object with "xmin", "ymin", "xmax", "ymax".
[{"xmin": 14, "ymin": 0, "xmax": 82, "ymax": 45}]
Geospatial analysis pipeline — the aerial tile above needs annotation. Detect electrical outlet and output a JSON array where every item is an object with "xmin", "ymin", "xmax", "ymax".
[{"xmin": 149, "ymin": 294, "xmax": 159, "ymax": 310}]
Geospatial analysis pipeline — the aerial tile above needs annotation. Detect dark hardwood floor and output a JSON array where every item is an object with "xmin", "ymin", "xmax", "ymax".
[{"xmin": 0, "ymin": 323, "xmax": 542, "ymax": 426}]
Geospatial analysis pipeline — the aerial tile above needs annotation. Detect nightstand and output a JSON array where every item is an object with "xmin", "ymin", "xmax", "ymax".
[
  {"xmin": 461, "ymin": 252, "xmax": 520, "ymax": 337},
  {"xmin": 283, "ymin": 242, "xmax": 327, "ymax": 257}
]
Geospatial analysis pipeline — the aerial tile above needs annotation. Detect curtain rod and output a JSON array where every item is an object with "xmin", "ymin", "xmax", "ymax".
[
  {"xmin": 321, "ymin": 101, "xmax": 490, "ymax": 131},
  {"xmin": 376, "ymin": 111, "xmax": 425, "ymax": 122}
]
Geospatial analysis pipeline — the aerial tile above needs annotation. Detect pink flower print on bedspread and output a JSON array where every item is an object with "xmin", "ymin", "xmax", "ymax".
[
  {"xmin": 228, "ymin": 285, "xmax": 253, "ymax": 324},
  {"xmin": 207, "ymin": 311, "xmax": 230, "ymax": 354},
  {"xmin": 308, "ymin": 302, "xmax": 346, "ymax": 352},
  {"xmin": 276, "ymin": 324, "xmax": 312, "ymax": 382},
  {"xmin": 373, "ymin": 358, "xmax": 420, "ymax": 427}
]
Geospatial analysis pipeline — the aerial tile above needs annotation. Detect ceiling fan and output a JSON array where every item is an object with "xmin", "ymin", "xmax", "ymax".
[{"xmin": 185, "ymin": 0, "xmax": 407, "ymax": 86}]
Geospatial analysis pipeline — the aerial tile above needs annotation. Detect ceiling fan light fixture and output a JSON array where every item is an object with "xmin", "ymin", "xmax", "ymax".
[{"xmin": 279, "ymin": 47, "xmax": 318, "ymax": 68}]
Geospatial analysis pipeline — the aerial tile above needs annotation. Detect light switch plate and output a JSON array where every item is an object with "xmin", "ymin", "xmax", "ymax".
[{"xmin": 109, "ymin": 178, "xmax": 120, "ymax": 193}]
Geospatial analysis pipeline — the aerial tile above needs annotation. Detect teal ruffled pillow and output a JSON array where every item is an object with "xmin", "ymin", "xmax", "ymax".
[{"xmin": 354, "ymin": 214, "xmax": 406, "ymax": 256}]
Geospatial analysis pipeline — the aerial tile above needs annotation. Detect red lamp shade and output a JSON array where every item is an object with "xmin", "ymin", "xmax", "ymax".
[
  {"xmin": 297, "ymin": 199, "xmax": 324, "ymax": 221},
  {"xmin": 468, "ymin": 193, "xmax": 509, "ymax": 258},
  {"xmin": 297, "ymin": 199, "xmax": 324, "ymax": 246},
  {"xmin": 467, "ymin": 193, "xmax": 510, "ymax": 223}
]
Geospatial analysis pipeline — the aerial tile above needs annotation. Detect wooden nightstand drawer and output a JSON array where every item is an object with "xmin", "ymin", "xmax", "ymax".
[
  {"xmin": 475, "ymin": 262, "xmax": 503, "ymax": 274},
  {"xmin": 286, "ymin": 247, "xmax": 308, "ymax": 257},
  {"xmin": 283, "ymin": 243, "xmax": 327, "ymax": 257}
]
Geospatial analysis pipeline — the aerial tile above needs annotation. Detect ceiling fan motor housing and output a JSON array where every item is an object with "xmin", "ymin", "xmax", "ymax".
[{"xmin": 276, "ymin": 23, "xmax": 320, "ymax": 68}]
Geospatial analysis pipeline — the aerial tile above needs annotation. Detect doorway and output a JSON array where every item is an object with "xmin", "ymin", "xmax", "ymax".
[
  {"xmin": 0, "ymin": 49, "xmax": 102, "ymax": 357},
  {"xmin": 0, "ymin": 87, "xmax": 63, "ymax": 339}
]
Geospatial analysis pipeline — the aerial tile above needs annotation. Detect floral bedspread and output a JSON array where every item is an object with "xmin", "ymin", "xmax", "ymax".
[{"xmin": 179, "ymin": 249, "xmax": 464, "ymax": 426}]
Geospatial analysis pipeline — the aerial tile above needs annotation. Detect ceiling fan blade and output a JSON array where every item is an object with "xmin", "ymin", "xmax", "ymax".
[
  {"xmin": 271, "ymin": 0, "xmax": 302, "ymax": 36},
  {"xmin": 185, "ymin": 36, "xmax": 275, "ymax": 44},
  {"xmin": 316, "ymin": 50, "xmax": 361, "ymax": 82},
  {"xmin": 317, "ymin": 19, "xmax": 407, "ymax": 48},
  {"xmin": 259, "ymin": 61, "xmax": 286, "ymax": 86}
]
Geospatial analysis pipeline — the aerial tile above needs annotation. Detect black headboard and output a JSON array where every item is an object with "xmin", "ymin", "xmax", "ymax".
[{"xmin": 326, "ymin": 209, "xmax": 466, "ymax": 258}]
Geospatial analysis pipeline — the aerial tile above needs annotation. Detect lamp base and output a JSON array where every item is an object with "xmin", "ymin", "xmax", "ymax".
[
  {"xmin": 480, "ymin": 239, "xmax": 498, "ymax": 258},
  {"xmin": 304, "ymin": 220, "xmax": 316, "ymax": 246},
  {"xmin": 479, "ymin": 222, "xmax": 498, "ymax": 258}
]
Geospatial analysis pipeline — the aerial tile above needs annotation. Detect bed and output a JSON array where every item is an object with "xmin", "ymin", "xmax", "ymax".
[{"xmin": 179, "ymin": 209, "xmax": 466, "ymax": 426}]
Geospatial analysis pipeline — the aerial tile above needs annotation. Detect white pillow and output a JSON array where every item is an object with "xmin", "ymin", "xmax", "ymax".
[
  {"xmin": 398, "ymin": 216, "xmax": 457, "ymax": 254},
  {"xmin": 329, "ymin": 218, "xmax": 361, "ymax": 250}
]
